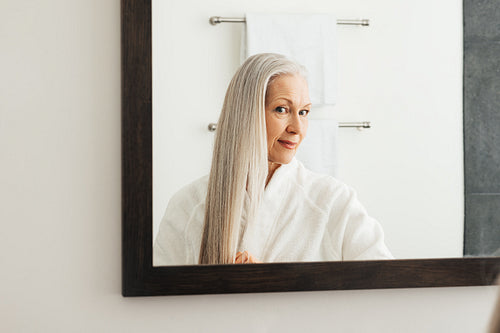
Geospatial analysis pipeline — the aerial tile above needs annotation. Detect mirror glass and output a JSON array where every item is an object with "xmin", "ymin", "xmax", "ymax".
[{"xmin": 152, "ymin": 0, "xmax": 464, "ymax": 265}]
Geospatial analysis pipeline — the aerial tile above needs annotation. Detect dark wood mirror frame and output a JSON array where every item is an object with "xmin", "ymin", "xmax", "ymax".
[{"xmin": 121, "ymin": 0, "xmax": 500, "ymax": 297}]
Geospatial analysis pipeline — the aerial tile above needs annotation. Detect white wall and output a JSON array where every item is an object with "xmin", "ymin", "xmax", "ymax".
[
  {"xmin": 153, "ymin": 0, "xmax": 464, "ymax": 259},
  {"xmin": 1, "ymin": 1, "xmax": 498, "ymax": 332}
]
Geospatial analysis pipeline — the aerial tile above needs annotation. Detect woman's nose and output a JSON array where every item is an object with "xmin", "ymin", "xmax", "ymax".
[{"xmin": 286, "ymin": 113, "xmax": 303, "ymax": 134}]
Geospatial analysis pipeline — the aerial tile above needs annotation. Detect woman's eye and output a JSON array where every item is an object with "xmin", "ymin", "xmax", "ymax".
[
  {"xmin": 299, "ymin": 110, "xmax": 309, "ymax": 116},
  {"xmin": 275, "ymin": 106, "xmax": 286, "ymax": 113}
]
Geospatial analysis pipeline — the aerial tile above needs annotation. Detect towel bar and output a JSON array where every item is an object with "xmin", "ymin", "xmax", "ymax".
[
  {"xmin": 338, "ymin": 121, "xmax": 371, "ymax": 129},
  {"xmin": 207, "ymin": 122, "xmax": 371, "ymax": 132},
  {"xmin": 209, "ymin": 16, "xmax": 370, "ymax": 26}
]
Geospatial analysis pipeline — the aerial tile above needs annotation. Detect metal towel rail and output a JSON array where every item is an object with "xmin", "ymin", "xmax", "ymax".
[
  {"xmin": 208, "ymin": 122, "xmax": 371, "ymax": 132},
  {"xmin": 209, "ymin": 16, "xmax": 370, "ymax": 26}
]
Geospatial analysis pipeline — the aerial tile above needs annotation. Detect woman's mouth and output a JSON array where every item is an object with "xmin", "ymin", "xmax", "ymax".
[{"xmin": 278, "ymin": 140, "xmax": 297, "ymax": 149}]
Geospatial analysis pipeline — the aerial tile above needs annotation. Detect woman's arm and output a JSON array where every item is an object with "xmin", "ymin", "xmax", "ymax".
[{"xmin": 336, "ymin": 188, "xmax": 393, "ymax": 261}]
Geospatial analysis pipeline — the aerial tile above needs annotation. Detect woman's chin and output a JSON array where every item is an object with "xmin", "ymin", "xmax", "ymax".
[{"xmin": 269, "ymin": 153, "xmax": 296, "ymax": 166}]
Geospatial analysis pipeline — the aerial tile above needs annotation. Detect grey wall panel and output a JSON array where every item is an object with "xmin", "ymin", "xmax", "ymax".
[
  {"xmin": 464, "ymin": 194, "xmax": 500, "ymax": 256},
  {"xmin": 464, "ymin": 0, "xmax": 500, "ymax": 41},
  {"xmin": 463, "ymin": 0, "xmax": 500, "ymax": 256},
  {"xmin": 464, "ymin": 41, "xmax": 500, "ymax": 193}
]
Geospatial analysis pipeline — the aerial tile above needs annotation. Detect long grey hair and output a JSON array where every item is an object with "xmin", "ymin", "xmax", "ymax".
[{"xmin": 198, "ymin": 53, "xmax": 307, "ymax": 264}]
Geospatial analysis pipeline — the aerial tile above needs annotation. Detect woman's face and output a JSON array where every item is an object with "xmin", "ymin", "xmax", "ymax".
[{"xmin": 265, "ymin": 74, "xmax": 311, "ymax": 171}]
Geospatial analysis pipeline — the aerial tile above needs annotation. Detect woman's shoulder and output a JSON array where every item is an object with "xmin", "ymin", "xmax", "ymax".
[
  {"xmin": 160, "ymin": 175, "xmax": 208, "ymax": 235},
  {"xmin": 290, "ymin": 159, "xmax": 356, "ymax": 211},
  {"xmin": 167, "ymin": 175, "xmax": 209, "ymax": 210},
  {"xmin": 294, "ymin": 160, "xmax": 351, "ymax": 194}
]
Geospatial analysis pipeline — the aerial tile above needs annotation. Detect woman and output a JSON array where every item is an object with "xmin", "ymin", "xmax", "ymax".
[{"xmin": 154, "ymin": 53, "xmax": 393, "ymax": 265}]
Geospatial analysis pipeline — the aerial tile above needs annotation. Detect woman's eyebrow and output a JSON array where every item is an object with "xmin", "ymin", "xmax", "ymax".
[
  {"xmin": 272, "ymin": 97, "xmax": 311, "ymax": 107},
  {"xmin": 271, "ymin": 97, "xmax": 292, "ymax": 103}
]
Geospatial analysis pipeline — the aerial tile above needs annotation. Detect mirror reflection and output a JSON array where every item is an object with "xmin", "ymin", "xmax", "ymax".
[
  {"xmin": 152, "ymin": 0, "xmax": 464, "ymax": 265},
  {"xmin": 155, "ymin": 53, "xmax": 394, "ymax": 265}
]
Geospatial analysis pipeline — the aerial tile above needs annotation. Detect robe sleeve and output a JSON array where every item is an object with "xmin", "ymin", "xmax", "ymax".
[
  {"xmin": 153, "ymin": 180, "xmax": 206, "ymax": 266},
  {"xmin": 153, "ymin": 196, "xmax": 191, "ymax": 266},
  {"xmin": 337, "ymin": 188, "xmax": 394, "ymax": 261}
]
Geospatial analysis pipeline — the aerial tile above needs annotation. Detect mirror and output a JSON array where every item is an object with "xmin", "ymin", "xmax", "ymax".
[
  {"xmin": 153, "ymin": 0, "xmax": 463, "ymax": 263},
  {"xmin": 122, "ymin": 0, "xmax": 500, "ymax": 296}
]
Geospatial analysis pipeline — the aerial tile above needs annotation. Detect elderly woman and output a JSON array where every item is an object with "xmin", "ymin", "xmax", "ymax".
[{"xmin": 154, "ymin": 53, "xmax": 393, "ymax": 265}]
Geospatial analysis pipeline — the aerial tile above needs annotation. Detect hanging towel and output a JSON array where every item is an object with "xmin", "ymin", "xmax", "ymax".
[
  {"xmin": 243, "ymin": 13, "xmax": 338, "ymax": 105},
  {"xmin": 295, "ymin": 117, "xmax": 339, "ymax": 177}
]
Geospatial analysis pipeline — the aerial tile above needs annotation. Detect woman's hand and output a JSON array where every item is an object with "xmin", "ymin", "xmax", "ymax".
[{"xmin": 233, "ymin": 251, "xmax": 261, "ymax": 264}]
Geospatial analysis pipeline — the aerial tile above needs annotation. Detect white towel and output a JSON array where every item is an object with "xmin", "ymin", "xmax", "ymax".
[
  {"xmin": 243, "ymin": 13, "xmax": 338, "ymax": 105},
  {"xmin": 296, "ymin": 118, "xmax": 338, "ymax": 177}
]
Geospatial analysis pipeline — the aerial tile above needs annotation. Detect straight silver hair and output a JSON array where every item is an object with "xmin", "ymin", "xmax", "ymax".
[{"xmin": 199, "ymin": 53, "xmax": 307, "ymax": 264}]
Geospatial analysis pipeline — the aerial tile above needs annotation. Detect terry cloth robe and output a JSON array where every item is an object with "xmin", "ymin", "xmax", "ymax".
[{"xmin": 153, "ymin": 158, "xmax": 393, "ymax": 266}]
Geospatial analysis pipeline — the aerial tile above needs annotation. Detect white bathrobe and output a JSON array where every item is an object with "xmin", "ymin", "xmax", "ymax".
[{"xmin": 153, "ymin": 158, "xmax": 393, "ymax": 266}]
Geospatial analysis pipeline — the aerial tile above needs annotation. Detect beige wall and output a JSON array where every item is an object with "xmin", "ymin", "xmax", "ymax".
[{"xmin": 0, "ymin": 0, "xmax": 498, "ymax": 332}]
